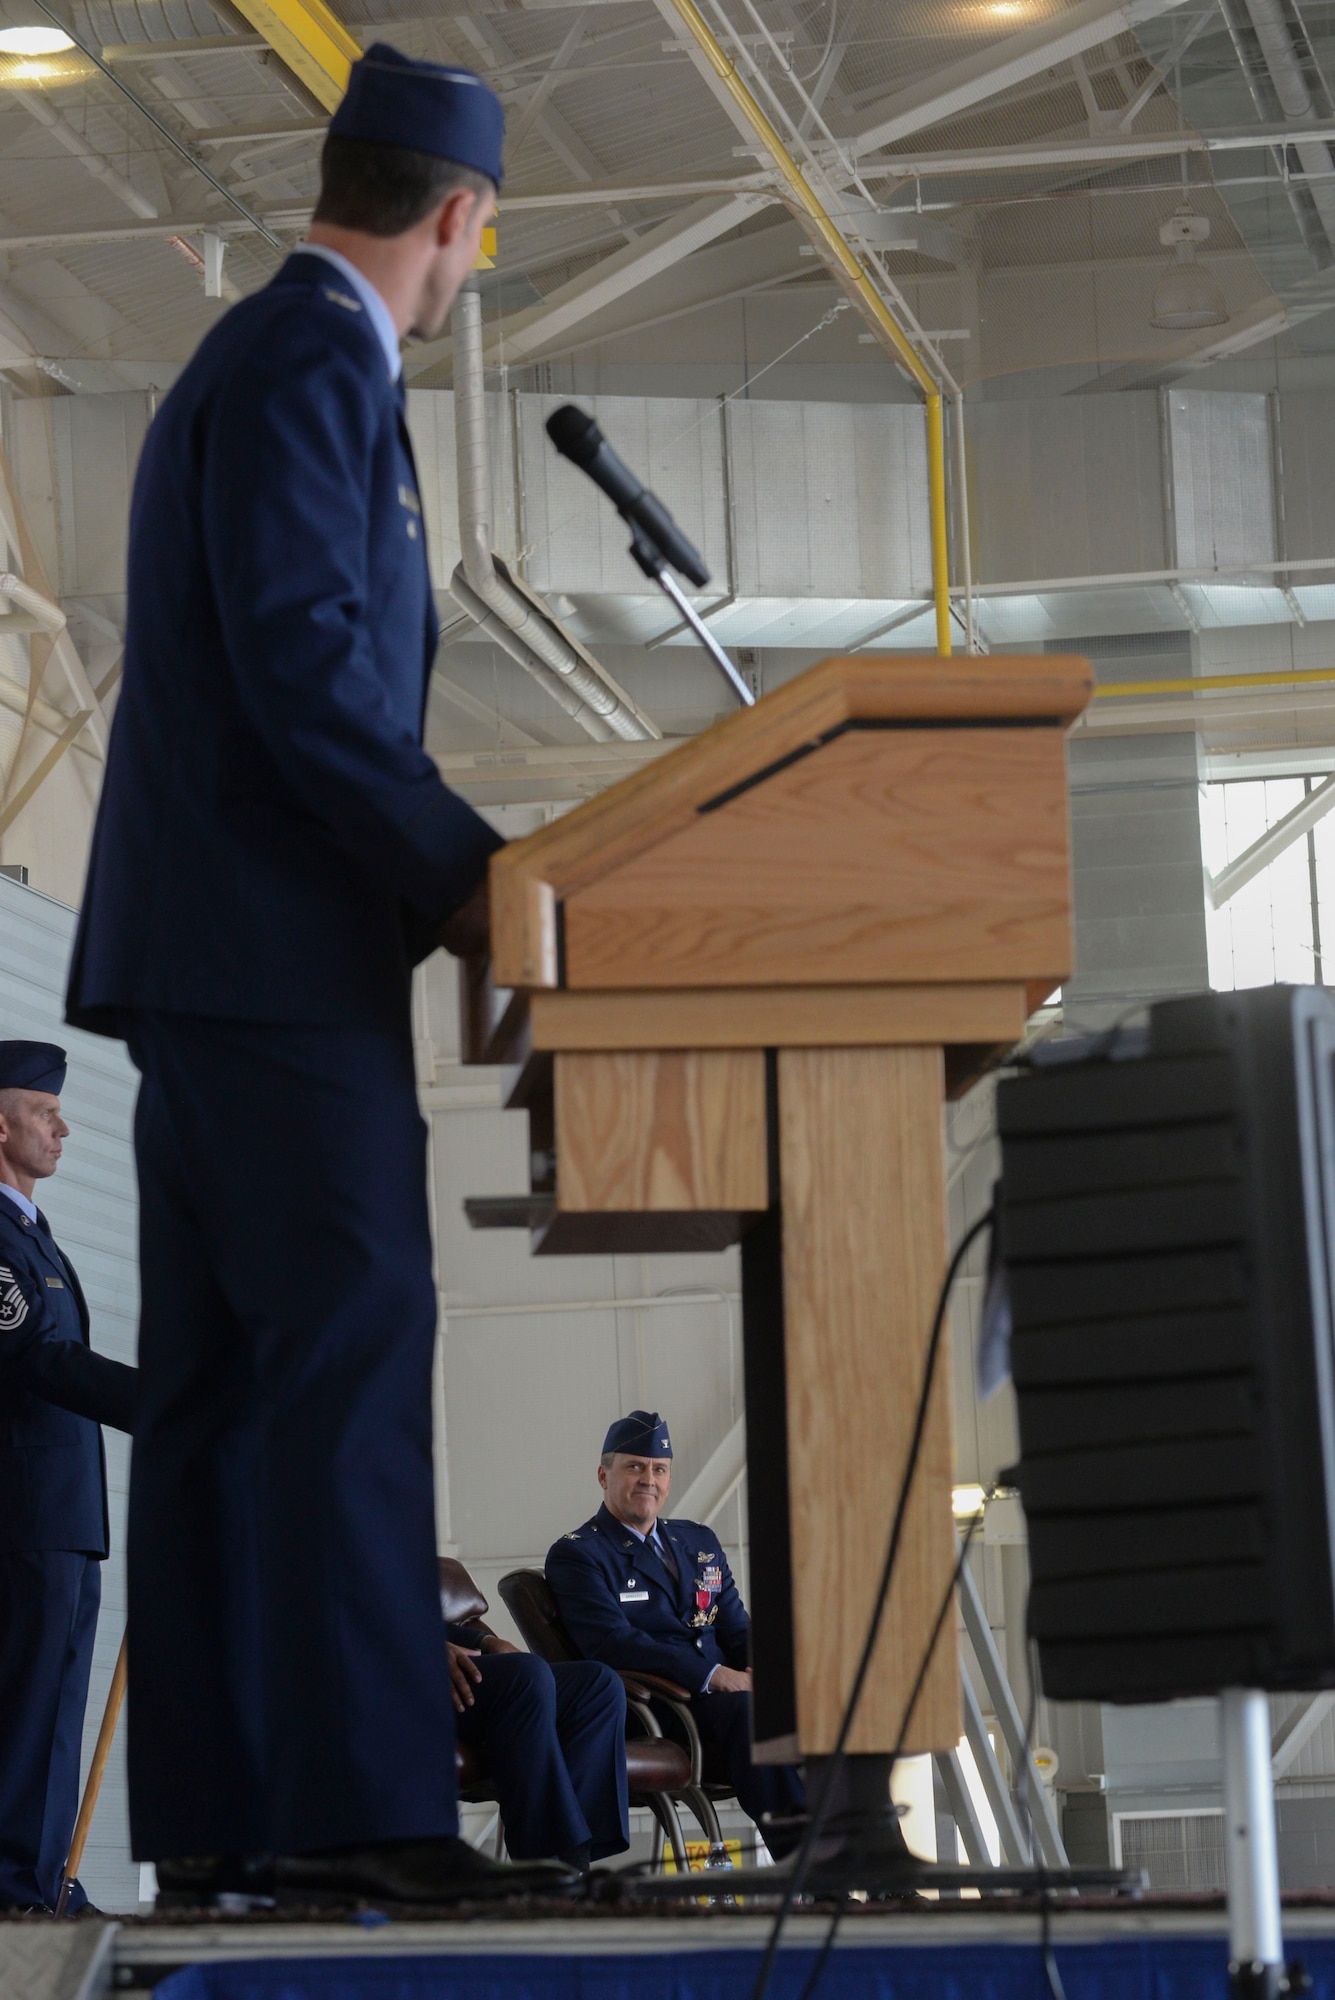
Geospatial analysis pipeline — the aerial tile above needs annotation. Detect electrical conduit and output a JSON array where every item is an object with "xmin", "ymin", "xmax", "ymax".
[{"xmin": 450, "ymin": 286, "xmax": 660, "ymax": 743}]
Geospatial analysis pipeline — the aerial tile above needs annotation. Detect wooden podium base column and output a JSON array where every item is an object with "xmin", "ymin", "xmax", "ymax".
[{"xmin": 746, "ymin": 1045, "xmax": 960, "ymax": 1762}]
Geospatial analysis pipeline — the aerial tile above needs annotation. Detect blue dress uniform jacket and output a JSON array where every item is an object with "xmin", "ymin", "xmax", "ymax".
[
  {"xmin": 65, "ymin": 252, "xmax": 501, "ymax": 1864},
  {"xmin": 0, "ymin": 1196, "xmax": 138, "ymax": 1554},
  {"xmin": 545, "ymin": 1504, "xmax": 749, "ymax": 1694},
  {"xmin": 66, "ymin": 250, "xmax": 502, "ymax": 1034},
  {"xmin": 0, "ymin": 1198, "xmax": 137, "ymax": 1910}
]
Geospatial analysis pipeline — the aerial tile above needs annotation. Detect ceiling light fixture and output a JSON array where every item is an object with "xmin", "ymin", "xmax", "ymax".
[
  {"xmin": 0, "ymin": 24, "xmax": 72, "ymax": 53},
  {"xmin": 1151, "ymin": 204, "xmax": 1229, "ymax": 330}
]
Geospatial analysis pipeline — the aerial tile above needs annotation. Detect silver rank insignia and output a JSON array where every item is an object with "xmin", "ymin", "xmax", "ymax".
[
  {"xmin": 322, "ymin": 287, "xmax": 362, "ymax": 313},
  {"xmin": 0, "ymin": 1266, "xmax": 28, "ymax": 1331}
]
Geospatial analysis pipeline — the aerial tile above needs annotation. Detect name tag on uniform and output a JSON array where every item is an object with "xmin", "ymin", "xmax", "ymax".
[
  {"xmin": 45, "ymin": 1276, "xmax": 64, "ymax": 1288},
  {"xmin": 620, "ymin": 1590, "xmax": 649, "ymax": 1602}
]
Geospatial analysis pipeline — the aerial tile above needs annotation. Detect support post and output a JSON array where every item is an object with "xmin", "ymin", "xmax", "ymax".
[
  {"xmin": 927, "ymin": 392, "xmax": 952, "ymax": 657},
  {"xmin": 1221, "ymin": 1687, "xmax": 1286, "ymax": 1998}
]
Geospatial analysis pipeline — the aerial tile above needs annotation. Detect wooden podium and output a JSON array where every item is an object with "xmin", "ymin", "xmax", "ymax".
[{"xmin": 461, "ymin": 653, "xmax": 1093, "ymax": 1766}]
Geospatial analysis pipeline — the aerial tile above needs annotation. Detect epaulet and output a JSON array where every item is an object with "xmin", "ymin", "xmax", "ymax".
[
  {"xmin": 562, "ymin": 1531, "xmax": 581, "ymax": 1541},
  {"xmin": 320, "ymin": 285, "xmax": 363, "ymax": 314}
]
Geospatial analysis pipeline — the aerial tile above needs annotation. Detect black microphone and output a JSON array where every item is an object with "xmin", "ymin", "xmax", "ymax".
[{"xmin": 546, "ymin": 404, "xmax": 710, "ymax": 589}]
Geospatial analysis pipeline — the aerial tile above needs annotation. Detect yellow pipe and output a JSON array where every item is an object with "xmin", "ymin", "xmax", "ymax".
[
  {"xmin": 1094, "ymin": 669, "xmax": 1335, "ymax": 698},
  {"xmin": 659, "ymin": 0, "xmax": 953, "ymax": 651},
  {"xmin": 660, "ymin": 0, "xmax": 938, "ymax": 401},
  {"xmin": 927, "ymin": 394, "xmax": 951, "ymax": 658}
]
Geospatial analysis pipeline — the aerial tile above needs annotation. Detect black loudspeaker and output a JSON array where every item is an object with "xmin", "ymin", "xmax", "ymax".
[{"xmin": 997, "ymin": 985, "xmax": 1335, "ymax": 1704}]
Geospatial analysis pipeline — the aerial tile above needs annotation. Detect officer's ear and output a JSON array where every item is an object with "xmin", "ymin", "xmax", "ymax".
[{"xmin": 435, "ymin": 185, "xmax": 490, "ymax": 250}]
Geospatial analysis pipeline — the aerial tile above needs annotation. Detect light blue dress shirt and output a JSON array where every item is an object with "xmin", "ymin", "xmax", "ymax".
[
  {"xmin": 0, "ymin": 1180, "xmax": 37, "ymax": 1225},
  {"xmin": 299, "ymin": 242, "xmax": 402, "ymax": 382}
]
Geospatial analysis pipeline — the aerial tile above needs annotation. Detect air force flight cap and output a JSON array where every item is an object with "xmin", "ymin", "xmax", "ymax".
[
  {"xmin": 603, "ymin": 1410, "xmax": 672, "ymax": 1458},
  {"xmin": 0, "ymin": 1040, "xmax": 66, "ymax": 1094},
  {"xmin": 329, "ymin": 42, "xmax": 505, "ymax": 186}
]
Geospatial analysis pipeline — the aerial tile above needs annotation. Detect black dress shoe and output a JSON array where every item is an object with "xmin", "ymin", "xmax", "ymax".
[
  {"xmin": 272, "ymin": 1837, "xmax": 581, "ymax": 1908},
  {"xmin": 155, "ymin": 1854, "xmax": 276, "ymax": 1911}
]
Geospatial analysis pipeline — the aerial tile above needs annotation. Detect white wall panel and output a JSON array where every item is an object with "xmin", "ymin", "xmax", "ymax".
[
  {"xmin": 1167, "ymin": 390, "xmax": 1275, "ymax": 575},
  {"xmin": 50, "ymin": 394, "xmax": 151, "ymax": 599},
  {"xmin": 968, "ymin": 395, "xmax": 1164, "ymax": 584},
  {"xmin": 729, "ymin": 399, "xmax": 930, "ymax": 599}
]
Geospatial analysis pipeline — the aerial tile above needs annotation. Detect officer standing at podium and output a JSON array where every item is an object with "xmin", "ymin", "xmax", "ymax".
[
  {"xmin": 65, "ymin": 49, "xmax": 570, "ymax": 1907},
  {"xmin": 0, "ymin": 1040, "xmax": 137, "ymax": 1913}
]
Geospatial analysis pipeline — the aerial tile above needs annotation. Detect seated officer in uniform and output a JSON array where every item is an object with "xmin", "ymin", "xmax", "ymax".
[
  {"xmin": 443, "ymin": 1592, "xmax": 628, "ymax": 1870},
  {"xmin": 0, "ymin": 1040, "xmax": 138, "ymax": 1912},
  {"xmin": 546, "ymin": 1411, "xmax": 805, "ymax": 1860}
]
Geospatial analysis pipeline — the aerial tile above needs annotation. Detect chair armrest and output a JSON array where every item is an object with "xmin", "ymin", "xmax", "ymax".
[
  {"xmin": 620, "ymin": 1670, "xmax": 694, "ymax": 1701},
  {"xmin": 615, "ymin": 1671, "xmax": 703, "ymax": 1785}
]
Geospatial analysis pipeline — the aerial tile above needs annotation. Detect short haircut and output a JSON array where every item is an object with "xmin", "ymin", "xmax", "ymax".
[
  {"xmin": 313, "ymin": 134, "xmax": 493, "ymax": 238},
  {"xmin": 600, "ymin": 1451, "xmax": 616, "ymax": 1471}
]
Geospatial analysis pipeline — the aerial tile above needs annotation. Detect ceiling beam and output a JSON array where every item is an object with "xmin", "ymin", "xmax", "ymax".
[
  {"xmin": 404, "ymin": 190, "xmax": 770, "ymax": 377},
  {"xmin": 192, "ymin": 119, "xmax": 324, "ymax": 146},
  {"xmin": 102, "ymin": 34, "xmax": 268, "ymax": 61},
  {"xmin": 506, "ymin": 230, "xmax": 810, "ymax": 362},
  {"xmin": 221, "ymin": 0, "xmax": 360, "ymax": 112},
  {"xmin": 845, "ymin": 0, "xmax": 1195, "ymax": 158},
  {"xmin": 871, "ymin": 119, "xmax": 1335, "ymax": 176},
  {"xmin": 506, "ymin": 10, "xmax": 591, "ymax": 155},
  {"xmin": 19, "ymin": 96, "xmax": 157, "ymax": 219}
]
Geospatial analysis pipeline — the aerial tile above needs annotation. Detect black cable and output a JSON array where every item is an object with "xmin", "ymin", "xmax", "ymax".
[
  {"xmin": 1014, "ymin": 1635, "xmax": 1066, "ymax": 2000},
  {"xmin": 750, "ymin": 1206, "xmax": 995, "ymax": 2000},
  {"xmin": 792, "ymin": 1507, "xmax": 989, "ymax": 2000}
]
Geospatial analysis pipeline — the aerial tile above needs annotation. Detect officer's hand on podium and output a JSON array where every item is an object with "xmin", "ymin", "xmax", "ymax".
[
  {"xmin": 447, "ymin": 1642, "xmax": 483, "ymax": 1712},
  {"xmin": 439, "ymin": 882, "xmax": 491, "ymax": 961},
  {"xmin": 705, "ymin": 1666, "xmax": 752, "ymax": 1695}
]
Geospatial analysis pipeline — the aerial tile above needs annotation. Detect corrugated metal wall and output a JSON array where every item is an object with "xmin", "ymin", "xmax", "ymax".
[{"xmin": 0, "ymin": 872, "xmax": 140, "ymax": 1912}]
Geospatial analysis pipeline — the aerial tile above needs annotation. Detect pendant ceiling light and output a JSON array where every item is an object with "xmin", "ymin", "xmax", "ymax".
[{"xmin": 1151, "ymin": 205, "xmax": 1229, "ymax": 330}]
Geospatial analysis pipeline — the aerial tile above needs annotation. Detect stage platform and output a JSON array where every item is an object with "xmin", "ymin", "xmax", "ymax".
[{"xmin": 15, "ymin": 1895, "xmax": 1335, "ymax": 2000}]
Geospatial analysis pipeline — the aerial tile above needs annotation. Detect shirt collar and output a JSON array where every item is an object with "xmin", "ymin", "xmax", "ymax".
[
  {"xmin": 299, "ymin": 242, "xmax": 402, "ymax": 382},
  {"xmin": 0, "ymin": 1180, "xmax": 38, "ymax": 1225}
]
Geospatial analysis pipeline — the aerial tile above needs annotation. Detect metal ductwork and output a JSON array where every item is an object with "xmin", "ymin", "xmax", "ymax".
[
  {"xmin": 1223, "ymin": 0, "xmax": 1335, "ymax": 262},
  {"xmin": 449, "ymin": 285, "xmax": 660, "ymax": 745},
  {"xmin": 0, "ymin": 573, "xmax": 65, "ymax": 634}
]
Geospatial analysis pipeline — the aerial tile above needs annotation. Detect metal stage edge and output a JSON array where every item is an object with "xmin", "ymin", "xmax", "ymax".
[{"xmin": 22, "ymin": 1896, "xmax": 1335, "ymax": 1993}]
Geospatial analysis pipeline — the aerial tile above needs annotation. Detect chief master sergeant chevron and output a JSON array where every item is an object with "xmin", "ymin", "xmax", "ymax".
[
  {"xmin": 64, "ymin": 49, "xmax": 571, "ymax": 1908},
  {"xmin": 546, "ymin": 1411, "xmax": 806, "ymax": 1860}
]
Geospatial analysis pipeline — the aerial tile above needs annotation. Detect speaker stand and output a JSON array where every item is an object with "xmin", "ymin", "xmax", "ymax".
[{"xmin": 1221, "ymin": 1688, "xmax": 1306, "ymax": 1999}]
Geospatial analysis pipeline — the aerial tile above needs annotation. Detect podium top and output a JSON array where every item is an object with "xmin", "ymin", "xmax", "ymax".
[{"xmin": 488, "ymin": 653, "xmax": 1093, "ymax": 992}]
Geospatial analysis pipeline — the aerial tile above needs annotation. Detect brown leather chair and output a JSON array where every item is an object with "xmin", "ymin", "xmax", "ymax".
[
  {"xmin": 498, "ymin": 1566, "xmax": 727, "ymax": 1863},
  {"xmin": 440, "ymin": 1558, "xmax": 695, "ymax": 1868}
]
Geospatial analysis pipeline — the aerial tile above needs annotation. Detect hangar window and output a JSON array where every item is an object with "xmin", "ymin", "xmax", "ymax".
[{"xmin": 1201, "ymin": 777, "xmax": 1335, "ymax": 993}]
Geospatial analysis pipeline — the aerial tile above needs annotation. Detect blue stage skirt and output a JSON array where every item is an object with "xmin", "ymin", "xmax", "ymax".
[{"xmin": 152, "ymin": 1933, "xmax": 1335, "ymax": 2000}]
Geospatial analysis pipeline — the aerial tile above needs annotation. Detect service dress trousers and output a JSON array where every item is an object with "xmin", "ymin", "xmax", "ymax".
[
  {"xmin": 126, "ymin": 1013, "xmax": 459, "ymax": 1860},
  {"xmin": 455, "ymin": 1655, "xmax": 629, "ymax": 1866},
  {"xmin": 0, "ymin": 1553, "xmax": 100, "ymax": 1909}
]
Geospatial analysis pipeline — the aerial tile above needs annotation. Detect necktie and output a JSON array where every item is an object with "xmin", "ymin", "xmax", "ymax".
[{"xmin": 654, "ymin": 1532, "xmax": 679, "ymax": 1584}]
